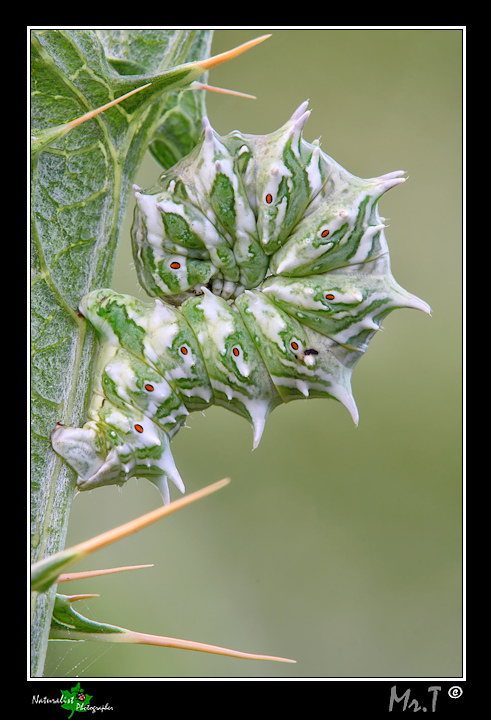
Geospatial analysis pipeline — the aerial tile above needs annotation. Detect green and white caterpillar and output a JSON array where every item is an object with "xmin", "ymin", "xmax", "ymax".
[{"xmin": 52, "ymin": 102, "xmax": 430, "ymax": 503}]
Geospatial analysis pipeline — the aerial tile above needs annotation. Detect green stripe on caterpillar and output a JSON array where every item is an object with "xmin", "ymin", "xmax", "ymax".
[{"xmin": 52, "ymin": 102, "xmax": 430, "ymax": 503}]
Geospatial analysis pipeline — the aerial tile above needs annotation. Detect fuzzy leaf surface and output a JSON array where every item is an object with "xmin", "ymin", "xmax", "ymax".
[{"xmin": 30, "ymin": 28, "xmax": 212, "ymax": 676}]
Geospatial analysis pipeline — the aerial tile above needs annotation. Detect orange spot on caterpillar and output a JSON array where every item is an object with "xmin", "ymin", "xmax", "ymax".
[
  {"xmin": 134, "ymin": 424, "xmax": 144, "ymax": 433},
  {"xmin": 321, "ymin": 229, "xmax": 330, "ymax": 238},
  {"xmin": 232, "ymin": 347, "xmax": 240, "ymax": 357},
  {"xmin": 144, "ymin": 384, "xmax": 154, "ymax": 392},
  {"xmin": 291, "ymin": 341, "xmax": 299, "ymax": 351},
  {"xmin": 170, "ymin": 261, "xmax": 181, "ymax": 269},
  {"xmin": 325, "ymin": 294, "xmax": 335, "ymax": 300},
  {"xmin": 180, "ymin": 346, "xmax": 188, "ymax": 355},
  {"xmin": 265, "ymin": 193, "xmax": 273, "ymax": 204}
]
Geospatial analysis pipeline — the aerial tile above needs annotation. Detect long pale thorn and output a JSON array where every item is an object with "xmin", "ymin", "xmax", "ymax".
[
  {"xmin": 74, "ymin": 478, "xmax": 230, "ymax": 558},
  {"xmin": 196, "ymin": 34, "xmax": 271, "ymax": 71},
  {"xmin": 52, "ymin": 593, "xmax": 296, "ymax": 663},
  {"xmin": 31, "ymin": 83, "xmax": 152, "ymax": 157},
  {"xmin": 112, "ymin": 629, "xmax": 296, "ymax": 663},
  {"xmin": 57, "ymin": 564, "xmax": 154, "ymax": 583},
  {"xmin": 31, "ymin": 479, "xmax": 230, "ymax": 592},
  {"xmin": 63, "ymin": 83, "xmax": 152, "ymax": 132},
  {"xmin": 191, "ymin": 82, "xmax": 257, "ymax": 100}
]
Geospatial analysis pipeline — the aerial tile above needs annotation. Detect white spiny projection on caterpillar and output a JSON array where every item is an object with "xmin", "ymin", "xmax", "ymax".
[{"xmin": 52, "ymin": 102, "xmax": 430, "ymax": 503}]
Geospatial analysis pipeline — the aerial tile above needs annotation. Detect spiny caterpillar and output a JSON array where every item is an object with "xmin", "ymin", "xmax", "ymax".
[{"xmin": 52, "ymin": 102, "xmax": 430, "ymax": 503}]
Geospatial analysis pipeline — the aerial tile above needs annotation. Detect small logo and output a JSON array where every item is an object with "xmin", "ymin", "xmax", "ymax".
[
  {"xmin": 448, "ymin": 685, "xmax": 463, "ymax": 699},
  {"xmin": 60, "ymin": 682, "xmax": 93, "ymax": 718}
]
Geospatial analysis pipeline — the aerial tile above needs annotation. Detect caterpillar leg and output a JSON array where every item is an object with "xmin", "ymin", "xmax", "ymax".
[{"xmin": 52, "ymin": 411, "xmax": 185, "ymax": 504}]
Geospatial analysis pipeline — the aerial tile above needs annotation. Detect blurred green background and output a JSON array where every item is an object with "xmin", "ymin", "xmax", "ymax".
[{"xmin": 45, "ymin": 28, "xmax": 462, "ymax": 679}]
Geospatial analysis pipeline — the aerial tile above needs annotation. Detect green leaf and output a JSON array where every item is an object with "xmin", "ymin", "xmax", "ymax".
[
  {"xmin": 31, "ymin": 28, "xmax": 270, "ymax": 676},
  {"xmin": 147, "ymin": 87, "xmax": 208, "ymax": 170},
  {"xmin": 30, "ymin": 28, "xmax": 213, "ymax": 676}
]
